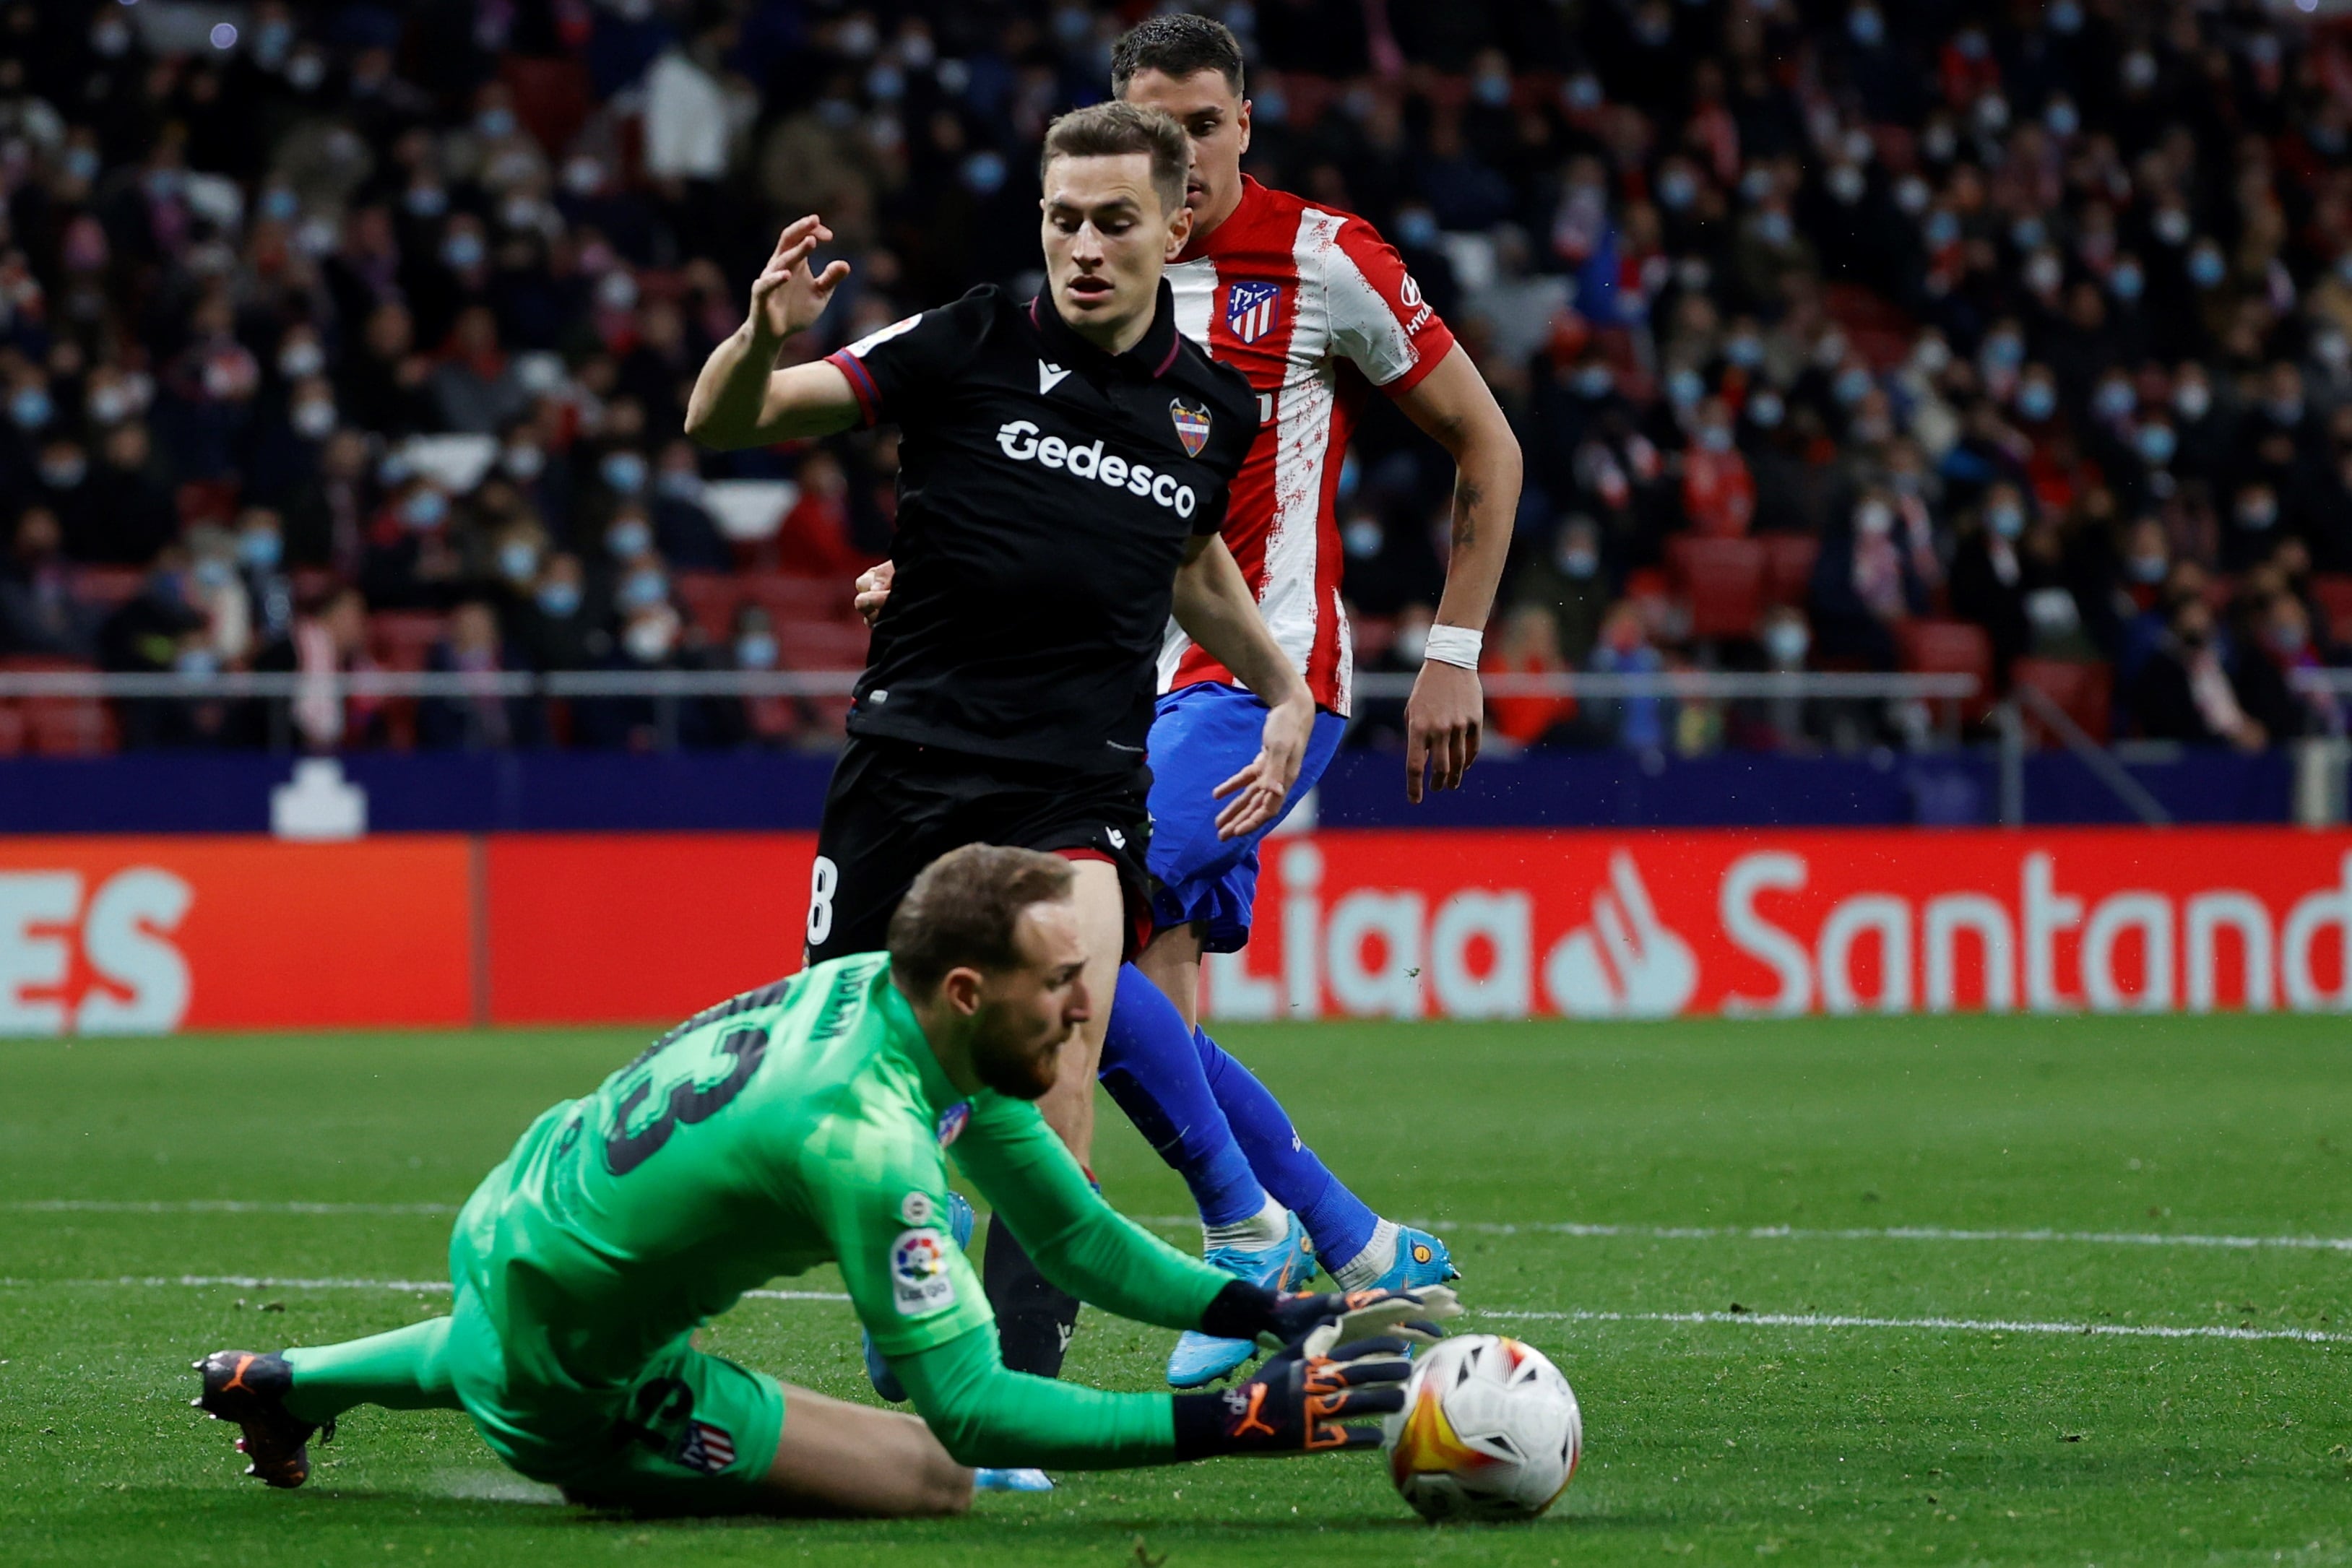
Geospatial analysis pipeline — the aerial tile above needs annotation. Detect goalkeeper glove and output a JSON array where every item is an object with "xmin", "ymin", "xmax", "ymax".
[
  {"xmin": 1198, "ymin": 1281, "xmax": 1461, "ymax": 1351},
  {"xmin": 1169, "ymin": 1326, "xmax": 1416, "ymax": 1457}
]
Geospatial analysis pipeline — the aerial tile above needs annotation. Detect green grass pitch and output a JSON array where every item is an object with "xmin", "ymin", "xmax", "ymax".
[{"xmin": 4, "ymin": 1013, "xmax": 2348, "ymax": 1566}]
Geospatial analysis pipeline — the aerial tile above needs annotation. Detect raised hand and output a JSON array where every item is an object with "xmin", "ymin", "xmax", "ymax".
[{"xmin": 749, "ymin": 215, "xmax": 852, "ymax": 345}]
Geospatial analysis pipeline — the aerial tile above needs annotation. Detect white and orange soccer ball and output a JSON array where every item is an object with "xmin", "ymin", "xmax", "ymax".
[{"xmin": 1382, "ymin": 1334, "xmax": 1582, "ymax": 1522}]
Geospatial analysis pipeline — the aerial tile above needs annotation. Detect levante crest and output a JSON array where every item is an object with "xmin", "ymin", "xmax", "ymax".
[{"xmin": 1169, "ymin": 398, "xmax": 1211, "ymax": 456}]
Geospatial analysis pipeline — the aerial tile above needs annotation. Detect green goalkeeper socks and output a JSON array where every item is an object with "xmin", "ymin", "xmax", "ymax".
[{"xmin": 282, "ymin": 1314, "xmax": 462, "ymax": 1424}]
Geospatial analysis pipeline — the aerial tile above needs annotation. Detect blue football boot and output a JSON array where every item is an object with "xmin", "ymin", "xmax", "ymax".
[
  {"xmin": 1164, "ymin": 1210, "xmax": 1311, "ymax": 1388},
  {"xmin": 1360, "ymin": 1225, "xmax": 1461, "ymax": 1291},
  {"xmin": 973, "ymin": 1466, "xmax": 1055, "ymax": 1492},
  {"xmin": 863, "ymin": 1192, "xmax": 974, "ymax": 1403}
]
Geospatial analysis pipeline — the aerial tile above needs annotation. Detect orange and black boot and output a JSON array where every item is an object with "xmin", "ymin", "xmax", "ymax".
[{"xmin": 191, "ymin": 1350, "xmax": 329, "ymax": 1488}]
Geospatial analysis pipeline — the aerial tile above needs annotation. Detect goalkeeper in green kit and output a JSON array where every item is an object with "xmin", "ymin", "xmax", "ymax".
[{"xmin": 191, "ymin": 845, "xmax": 1454, "ymax": 1517}]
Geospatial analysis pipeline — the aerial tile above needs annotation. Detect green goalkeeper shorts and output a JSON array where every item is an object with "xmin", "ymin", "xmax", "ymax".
[{"xmin": 443, "ymin": 1283, "xmax": 787, "ymax": 1512}]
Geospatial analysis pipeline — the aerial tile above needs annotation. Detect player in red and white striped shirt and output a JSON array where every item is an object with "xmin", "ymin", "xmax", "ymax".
[{"xmin": 1104, "ymin": 17, "xmax": 1518, "ymax": 1389}]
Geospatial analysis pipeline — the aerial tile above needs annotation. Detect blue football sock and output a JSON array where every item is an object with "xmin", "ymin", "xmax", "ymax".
[
  {"xmin": 1194, "ymin": 1023, "xmax": 1380, "ymax": 1271},
  {"xmin": 1098, "ymin": 963, "xmax": 1266, "ymax": 1229}
]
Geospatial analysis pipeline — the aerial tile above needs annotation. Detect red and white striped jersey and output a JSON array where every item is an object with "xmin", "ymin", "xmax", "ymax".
[{"xmin": 1159, "ymin": 178, "xmax": 1458, "ymax": 715}]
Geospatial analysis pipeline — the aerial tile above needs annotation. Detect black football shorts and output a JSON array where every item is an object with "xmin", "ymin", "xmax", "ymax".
[{"xmin": 803, "ymin": 736, "xmax": 1155, "ymax": 966}]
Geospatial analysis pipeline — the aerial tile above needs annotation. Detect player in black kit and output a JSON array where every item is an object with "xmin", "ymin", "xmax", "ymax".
[{"xmin": 685, "ymin": 103, "xmax": 1315, "ymax": 1451}]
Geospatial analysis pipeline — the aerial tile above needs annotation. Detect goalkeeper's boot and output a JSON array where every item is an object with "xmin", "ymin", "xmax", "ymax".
[
  {"xmin": 191, "ymin": 1350, "xmax": 329, "ymax": 1489},
  {"xmin": 973, "ymin": 1466, "xmax": 1055, "ymax": 1492},
  {"xmin": 862, "ymin": 1192, "xmax": 975, "ymax": 1402},
  {"xmin": 1165, "ymin": 1210, "xmax": 1310, "ymax": 1389}
]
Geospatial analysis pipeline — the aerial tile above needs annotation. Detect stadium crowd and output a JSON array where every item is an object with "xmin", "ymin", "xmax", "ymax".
[{"xmin": 1, "ymin": 0, "xmax": 2350, "ymax": 754}]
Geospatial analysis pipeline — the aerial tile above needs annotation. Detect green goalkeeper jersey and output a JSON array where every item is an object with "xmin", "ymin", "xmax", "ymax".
[{"xmin": 451, "ymin": 953, "xmax": 1231, "ymax": 1466}]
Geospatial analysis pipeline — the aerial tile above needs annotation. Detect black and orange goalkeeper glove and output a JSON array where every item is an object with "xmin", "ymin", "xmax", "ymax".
[{"xmin": 1169, "ymin": 1327, "xmax": 1416, "ymax": 1457}]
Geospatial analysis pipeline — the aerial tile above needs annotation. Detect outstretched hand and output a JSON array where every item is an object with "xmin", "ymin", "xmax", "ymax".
[
  {"xmin": 1169, "ymin": 1329, "xmax": 1419, "ymax": 1457},
  {"xmin": 750, "ymin": 215, "xmax": 851, "ymax": 344}
]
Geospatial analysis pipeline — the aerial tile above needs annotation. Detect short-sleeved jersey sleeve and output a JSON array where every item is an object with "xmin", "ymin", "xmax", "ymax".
[
  {"xmin": 823, "ymin": 290, "xmax": 993, "ymax": 430},
  {"xmin": 800, "ymin": 1101, "xmax": 993, "ymax": 1359},
  {"xmin": 1324, "ymin": 217, "xmax": 1458, "ymax": 396}
]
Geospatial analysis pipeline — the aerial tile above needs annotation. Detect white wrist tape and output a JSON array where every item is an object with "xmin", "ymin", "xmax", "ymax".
[{"xmin": 1421, "ymin": 624, "xmax": 1483, "ymax": 670}]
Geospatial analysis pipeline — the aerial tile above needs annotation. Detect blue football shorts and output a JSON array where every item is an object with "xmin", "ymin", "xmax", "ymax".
[{"xmin": 1145, "ymin": 682, "xmax": 1347, "ymax": 953}]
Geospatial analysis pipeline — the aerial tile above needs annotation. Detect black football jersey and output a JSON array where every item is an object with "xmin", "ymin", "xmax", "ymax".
[{"xmin": 824, "ymin": 281, "xmax": 1259, "ymax": 771}]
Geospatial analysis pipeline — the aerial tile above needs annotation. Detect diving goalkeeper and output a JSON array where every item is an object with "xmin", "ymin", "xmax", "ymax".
[{"xmin": 191, "ymin": 845, "xmax": 1450, "ymax": 1517}]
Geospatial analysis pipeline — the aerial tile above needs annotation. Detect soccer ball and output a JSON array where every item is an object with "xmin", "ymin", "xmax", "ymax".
[{"xmin": 1383, "ymin": 1334, "xmax": 1581, "ymax": 1522}]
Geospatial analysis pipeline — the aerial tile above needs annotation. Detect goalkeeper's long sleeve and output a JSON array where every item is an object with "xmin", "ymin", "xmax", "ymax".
[
  {"xmin": 890, "ymin": 1321, "xmax": 1179, "ymax": 1468},
  {"xmin": 951, "ymin": 1093, "xmax": 1230, "ymax": 1333}
]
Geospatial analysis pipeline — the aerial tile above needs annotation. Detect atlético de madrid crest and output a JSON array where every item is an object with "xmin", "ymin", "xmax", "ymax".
[
  {"xmin": 1169, "ymin": 398, "xmax": 1211, "ymax": 457},
  {"xmin": 1226, "ymin": 280, "xmax": 1283, "ymax": 345}
]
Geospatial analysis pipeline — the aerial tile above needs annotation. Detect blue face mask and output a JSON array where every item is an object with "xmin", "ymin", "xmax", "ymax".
[
  {"xmin": 1848, "ymin": 7, "xmax": 1884, "ymax": 48},
  {"xmin": 607, "ymin": 519, "xmax": 653, "ymax": 559},
  {"xmin": 2135, "ymin": 423, "xmax": 2177, "ymax": 466},
  {"xmin": 406, "ymin": 183, "xmax": 449, "ymax": 219},
  {"xmin": 477, "ymin": 107, "xmax": 517, "ymax": 140},
  {"xmin": 9, "ymin": 387, "xmax": 53, "ymax": 430},
  {"xmin": 2049, "ymin": 0, "xmax": 2084, "ymax": 33},
  {"xmin": 2010, "ymin": 217, "xmax": 2046, "ymax": 252},
  {"xmin": 441, "ymin": 230, "xmax": 485, "ymax": 270},
  {"xmin": 1344, "ymin": 519, "xmax": 1383, "ymax": 559},
  {"xmin": 2110, "ymin": 264, "xmax": 2144, "ymax": 302},
  {"xmin": 1667, "ymin": 368, "xmax": 1705, "ymax": 409},
  {"xmin": 262, "ymin": 186, "xmax": 301, "ymax": 222},
  {"xmin": 736, "ymin": 633, "xmax": 778, "ymax": 669},
  {"xmin": 239, "ymin": 530, "xmax": 283, "ymax": 571},
  {"xmin": 1983, "ymin": 333, "xmax": 2025, "ymax": 370},
  {"xmin": 194, "ymin": 558, "xmax": 235, "ymax": 592},
  {"xmin": 498, "ymin": 541, "xmax": 540, "ymax": 581},
  {"xmin": 618, "ymin": 568, "xmax": 667, "ymax": 611},
  {"xmin": 1699, "ymin": 423, "xmax": 1735, "ymax": 454},
  {"xmin": 2188, "ymin": 247, "xmax": 2226, "ymax": 289},
  {"xmin": 402, "ymin": 489, "xmax": 448, "ymax": 530},
  {"xmin": 1834, "ymin": 366, "xmax": 1874, "ymax": 406},
  {"xmin": 1726, "ymin": 334, "xmax": 1764, "ymax": 368},
  {"xmin": 655, "ymin": 469, "xmax": 705, "ymax": 504},
  {"xmin": 1924, "ymin": 209, "xmax": 1960, "ymax": 249},
  {"xmin": 2093, "ymin": 380, "xmax": 2136, "ymax": 421},
  {"xmin": 2017, "ymin": 381, "xmax": 2057, "ymax": 422},
  {"xmin": 1574, "ymin": 364, "xmax": 1614, "ymax": 399},
  {"xmin": 1988, "ymin": 503, "xmax": 2025, "ymax": 539},
  {"xmin": 1747, "ymin": 391, "xmax": 1785, "ymax": 428},
  {"xmin": 1755, "ymin": 210, "xmax": 1793, "ymax": 247},
  {"xmin": 537, "ymin": 581, "xmax": 581, "ymax": 618},
  {"xmin": 601, "ymin": 452, "xmax": 647, "ymax": 495},
  {"xmin": 961, "ymin": 151, "xmax": 1006, "ymax": 196},
  {"xmin": 1659, "ymin": 171, "xmax": 1698, "ymax": 211},
  {"xmin": 1396, "ymin": 210, "xmax": 1439, "ymax": 250}
]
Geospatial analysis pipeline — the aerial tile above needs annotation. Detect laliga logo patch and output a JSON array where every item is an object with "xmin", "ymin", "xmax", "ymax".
[
  {"xmin": 934, "ymin": 1102, "xmax": 969, "ymax": 1148},
  {"xmin": 891, "ymin": 1226, "xmax": 956, "ymax": 1316},
  {"xmin": 1169, "ymin": 398, "xmax": 1212, "ymax": 457},
  {"xmin": 1225, "ymin": 280, "xmax": 1283, "ymax": 345}
]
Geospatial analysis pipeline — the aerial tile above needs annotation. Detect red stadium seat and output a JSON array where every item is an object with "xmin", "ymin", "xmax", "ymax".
[
  {"xmin": 2311, "ymin": 573, "xmax": 2352, "ymax": 648},
  {"xmin": 500, "ymin": 56, "xmax": 592, "ymax": 154},
  {"xmin": 673, "ymin": 571, "xmax": 744, "ymax": 646},
  {"xmin": 70, "ymin": 566, "xmax": 146, "ymax": 612},
  {"xmin": 1351, "ymin": 612, "xmax": 1398, "ymax": 666},
  {"xmin": 368, "ymin": 611, "xmax": 447, "ymax": 671},
  {"xmin": 743, "ymin": 573, "xmax": 860, "ymax": 628},
  {"xmin": 1759, "ymin": 533, "xmax": 1820, "ymax": 608},
  {"xmin": 1895, "ymin": 618, "xmax": 1995, "ymax": 729},
  {"xmin": 175, "ymin": 478, "xmax": 240, "ymax": 529},
  {"xmin": 774, "ymin": 620, "xmax": 870, "ymax": 670},
  {"xmin": 2012, "ymin": 658, "xmax": 2111, "ymax": 748},
  {"xmin": 0, "ymin": 657, "xmax": 113, "ymax": 757},
  {"xmin": 1667, "ymin": 534, "xmax": 1765, "ymax": 641}
]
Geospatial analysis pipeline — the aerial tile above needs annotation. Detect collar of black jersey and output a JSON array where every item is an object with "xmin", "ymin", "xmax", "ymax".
[{"xmin": 1028, "ymin": 277, "xmax": 1183, "ymax": 381}]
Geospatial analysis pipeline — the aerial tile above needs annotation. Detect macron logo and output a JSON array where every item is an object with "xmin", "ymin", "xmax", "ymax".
[{"xmin": 1039, "ymin": 360, "xmax": 1072, "ymax": 394}]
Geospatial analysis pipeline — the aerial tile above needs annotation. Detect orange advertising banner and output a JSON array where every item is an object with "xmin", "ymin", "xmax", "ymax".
[
  {"xmin": 0, "ymin": 829, "xmax": 2344, "ymax": 1035},
  {"xmin": 0, "ymin": 836, "xmax": 473, "ymax": 1032}
]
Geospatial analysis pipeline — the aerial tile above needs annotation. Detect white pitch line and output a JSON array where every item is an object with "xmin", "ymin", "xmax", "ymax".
[
  {"xmin": 1481, "ymin": 1307, "xmax": 2352, "ymax": 1346},
  {"xmin": 0, "ymin": 1274, "xmax": 2331, "ymax": 1347},
  {"xmin": 3, "ymin": 1200, "xmax": 457, "ymax": 1216},
  {"xmin": 17, "ymin": 1203, "xmax": 2351, "ymax": 1256},
  {"xmin": 1424, "ymin": 1219, "xmax": 2352, "ymax": 1255}
]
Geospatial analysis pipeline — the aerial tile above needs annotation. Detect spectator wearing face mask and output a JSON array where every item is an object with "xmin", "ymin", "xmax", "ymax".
[
  {"xmin": 516, "ymin": 553, "xmax": 601, "ymax": 673},
  {"xmin": 2222, "ymin": 480, "xmax": 2286, "ymax": 572},
  {"xmin": 429, "ymin": 306, "xmax": 530, "ymax": 436},
  {"xmin": 1509, "ymin": 514, "xmax": 1612, "ymax": 666},
  {"xmin": 1726, "ymin": 603, "xmax": 1822, "ymax": 752},
  {"xmin": 1680, "ymin": 397, "xmax": 1755, "ymax": 536},
  {"xmin": 1950, "ymin": 485, "xmax": 2033, "ymax": 676},
  {"xmin": 649, "ymin": 439, "xmax": 730, "ymax": 571},
  {"xmin": 233, "ymin": 508, "xmax": 296, "ymax": 644},
  {"xmin": 2128, "ymin": 595, "xmax": 2265, "ymax": 750},
  {"xmin": 97, "ymin": 547, "xmax": 212, "ymax": 748},
  {"xmin": 361, "ymin": 475, "xmax": 462, "ymax": 609},
  {"xmin": 32, "ymin": 437, "xmax": 95, "ymax": 546}
]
